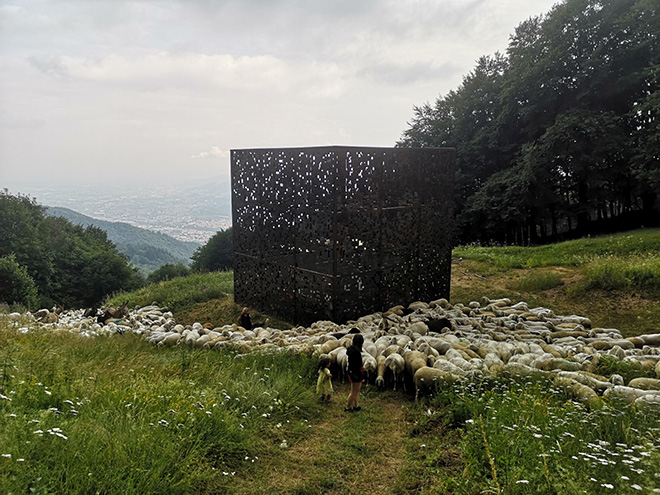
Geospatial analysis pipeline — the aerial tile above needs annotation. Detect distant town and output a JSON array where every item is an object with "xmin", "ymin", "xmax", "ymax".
[{"xmin": 6, "ymin": 176, "xmax": 233, "ymax": 244}]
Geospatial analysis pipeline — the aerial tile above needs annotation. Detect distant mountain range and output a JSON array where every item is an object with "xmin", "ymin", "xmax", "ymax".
[{"xmin": 46, "ymin": 207, "xmax": 201, "ymax": 276}]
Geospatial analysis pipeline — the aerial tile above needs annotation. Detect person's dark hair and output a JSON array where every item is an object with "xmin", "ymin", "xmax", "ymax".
[
  {"xmin": 318, "ymin": 356, "xmax": 331, "ymax": 370},
  {"xmin": 351, "ymin": 334, "xmax": 364, "ymax": 350}
]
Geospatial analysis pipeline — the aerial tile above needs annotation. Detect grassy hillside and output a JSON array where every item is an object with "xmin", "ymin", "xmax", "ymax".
[
  {"xmin": 3, "ymin": 229, "xmax": 660, "ymax": 494},
  {"xmin": 107, "ymin": 228, "xmax": 660, "ymax": 336},
  {"xmin": 452, "ymin": 229, "xmax": 660, "ymax": 337},
  {"xmin": 46, "ymin": 206, "xmax": 201, "ymax": 275}
]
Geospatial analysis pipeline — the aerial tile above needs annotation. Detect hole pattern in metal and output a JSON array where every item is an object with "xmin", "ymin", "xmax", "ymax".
[{"xmin": 231, "ymin": 146, "xmax": 455, "ymax": 325}]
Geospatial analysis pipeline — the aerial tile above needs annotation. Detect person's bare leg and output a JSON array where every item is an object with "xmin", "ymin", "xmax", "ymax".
[
  {"xmin": 353, "ymin": 381, "xmax": 362, "ymax": 409},
  {"xmin": 346, "ymin": 381, "xmax": 362, "ymax": 410}
]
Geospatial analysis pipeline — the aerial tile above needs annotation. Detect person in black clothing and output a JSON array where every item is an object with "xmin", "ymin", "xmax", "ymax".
[
  {"xmin": 237, "ymin": 307, "xmax": 268, "ymax": 330},
  {"xmin": 345, "ymin": 333, "xmax": 365, "ymax": 412},
  {"xmin": 238, "ymin": 307, "xmax": 253, "ymax": 330}
]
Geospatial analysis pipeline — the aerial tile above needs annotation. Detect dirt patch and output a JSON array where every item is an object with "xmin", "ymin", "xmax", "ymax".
[
  {"xmin": 232, "ymin": 384, "xmax": 410, "ymax": 494},
  {"xmin": 350, "ymin": 397, "xmax": 407, "ymax": 494}
]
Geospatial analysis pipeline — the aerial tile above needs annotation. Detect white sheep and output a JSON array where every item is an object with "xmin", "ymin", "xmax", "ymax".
[
  {"xmin": 20, "ymin": 298, "xmax": 660, "ymax": 409},
  {"xmin": 432, "ymin": 357, "xmax": 466, "ymax": 377},
  {"xmin": 605, "ymin": 386, "xmax": 660, "ymax": 403},
  {"xmin": 555, "ymin": 371, "xmax": 611, "ymax": 393},
  {"xmin": 384, "ymin": 353, "xmax": 406, "ymax": 391},
  {"xmin": 414, "ymin": 366, "xmax": 459, "ymax": 401},
  {"xmin": 554, "ymin": 376, "xmax": 600, "ymax": 405},
  {"xmin": 376, "ymin": 354, "xmax": 387, "ymax": 388},
  {"xmin": 627, "ymin": 377, "xmax": 660, "ymax": 390},
  {"xmin": 638, "ymin": 333, "xmax": 660, "ymax": 346},
  {"xmin": 362, "ymin": 352, "xmax": 378, "ymax": 381},
  {"xmin": 404, "ymin": 350, "xmax": 427, "ymax": 379}
]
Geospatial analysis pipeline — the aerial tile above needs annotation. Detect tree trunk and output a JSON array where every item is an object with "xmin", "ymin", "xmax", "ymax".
[{"xmin": 576, "ymin": 181, "xmax": 590, "ymax": 235}]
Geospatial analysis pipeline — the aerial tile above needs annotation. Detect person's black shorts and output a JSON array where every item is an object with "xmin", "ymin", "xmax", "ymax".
[{"xmin": 348, "ymin": 372, "xmax": 364, "ymax": 383}]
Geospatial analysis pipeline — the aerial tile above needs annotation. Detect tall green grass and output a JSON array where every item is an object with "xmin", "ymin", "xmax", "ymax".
[
  {"xmin": 0, "ymin": 325, "xmax": 318, "ymax": 495},
  {"xmin": 514, "ymin": 272, "xmax": 564, "ymax": 292},
  {"xmin": 583, "ymin": 255, "xmax": 660, "ymax": 295},
  {"xmin": 106, "ymin": 271, "xmax": 234, "ymax": 314},
  {"xmin": 414, "ymin": 375, "xmax": 660, "ymax": 494}
]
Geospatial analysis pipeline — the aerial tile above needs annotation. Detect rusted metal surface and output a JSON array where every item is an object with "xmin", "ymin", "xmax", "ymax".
[{"xmin": 231, "ymin": 146, "xmax": 455, "ymax": 325}]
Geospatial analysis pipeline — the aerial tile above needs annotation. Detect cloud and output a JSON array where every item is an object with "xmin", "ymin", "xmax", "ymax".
[
  {"xmin": 28, "ymin": 51, "xmax": 350, "ymax": 97},
  {"xmin": 191, "ymin": 146, "xmax": 229, "ymax": 159},
  {"xmin": 1, "ymin": 0, "xmax": 560, "ymax": 186}
]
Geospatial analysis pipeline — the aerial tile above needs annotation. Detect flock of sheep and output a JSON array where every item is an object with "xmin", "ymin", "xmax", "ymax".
[{"xmin": 6, "ymin": 296, "xmax": 660, "ymax": 406}]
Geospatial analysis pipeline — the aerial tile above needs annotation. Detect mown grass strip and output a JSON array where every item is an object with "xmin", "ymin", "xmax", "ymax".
[{"xmin": 454, "ymin": 229, "xmax": 660, "ymax": 269}]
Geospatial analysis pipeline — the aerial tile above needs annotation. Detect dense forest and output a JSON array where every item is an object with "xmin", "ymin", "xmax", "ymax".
[
  {"xmin": 398, "ymin": 0, "xmax": 659, "ymax": 244},
  {"xmin": 0, "ymin": 191, "xmax": 144, "ymax": 309},
  {"xmin": 0, "ymin": 190, "xmax": 235, "ymax": 309},
  {"xmin": 46, "ymin": 206, "xmax": 200, "ymax": 275}
]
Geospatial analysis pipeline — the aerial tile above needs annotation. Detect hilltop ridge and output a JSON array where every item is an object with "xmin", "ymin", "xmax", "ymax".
[{"xmin": 46, "ymin": 206, "xmax": 201, "ymax": 275}]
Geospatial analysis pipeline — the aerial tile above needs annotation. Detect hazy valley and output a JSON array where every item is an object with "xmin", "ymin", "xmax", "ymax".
[{"xmin": 6, "ymin": 176, "xmax": 233, "ymax": 245}]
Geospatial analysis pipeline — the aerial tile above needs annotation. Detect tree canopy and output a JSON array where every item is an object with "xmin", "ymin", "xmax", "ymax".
[
  {"xmin": 191, "ymin": 228, "xmax": 233, "ymax": 273},
  {"xmin": 398, "ymin": 0, "xmax": 659, "ymax": 244},
  {"xmin": 0, "ymin": 190, "xmax": 144, "ymax": 309}
]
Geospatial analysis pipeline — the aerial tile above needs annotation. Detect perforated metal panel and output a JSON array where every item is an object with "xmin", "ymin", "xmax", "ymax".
[{"xmin": 231, "ymin": 146, "xmax": 455, "ymax": 325}]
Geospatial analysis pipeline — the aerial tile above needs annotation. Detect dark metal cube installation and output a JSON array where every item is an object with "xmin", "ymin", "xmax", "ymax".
[{"xmin": 231, "ymin": 146, "xmax": 455, "ymax": 326}]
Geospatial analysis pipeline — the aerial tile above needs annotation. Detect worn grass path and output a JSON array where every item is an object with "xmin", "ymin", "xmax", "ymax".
[{"xmin": 230, "ymin": 383, "xmax": 413, "ymax": 495}]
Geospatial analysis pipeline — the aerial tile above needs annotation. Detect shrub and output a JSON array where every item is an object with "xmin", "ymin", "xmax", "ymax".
[
  {"xmin": 191, "ymin": 228, "xmax": 232, "ymax": 273},
  {"xmin": 0, "ymin": 254, "xmax": 39, "ymax": 310},
  {"xmin": 147, "ymin": 263, "xmax": 191, "ymax": 284}
]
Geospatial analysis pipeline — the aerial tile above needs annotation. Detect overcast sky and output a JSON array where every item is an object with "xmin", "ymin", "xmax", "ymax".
[{"xmin": 1, "ymin": 0, "xmax": 558, "ymax": 187}]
